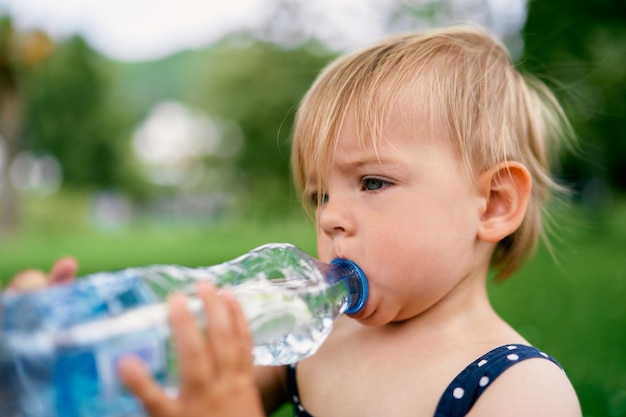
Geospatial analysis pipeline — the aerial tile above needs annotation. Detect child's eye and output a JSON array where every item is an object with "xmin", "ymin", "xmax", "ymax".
[
  {"xmin": 362, "ymin": 177, "xmax": 389, "ymax": 191},
  {"xmin": 307, "ymin": 192, "xmax": 329, "ymax": 207}
]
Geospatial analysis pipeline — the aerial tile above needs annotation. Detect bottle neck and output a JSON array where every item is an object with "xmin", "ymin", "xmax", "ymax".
[{"xmin": 324, "ymin": 259, "xmax": 368, "ymax": 314}]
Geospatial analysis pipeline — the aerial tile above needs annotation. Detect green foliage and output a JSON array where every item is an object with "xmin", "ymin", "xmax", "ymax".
[
  {"xmin": 104, "ymin": 36, "xmax": 337, "ymax": 218},
  {"xmin": 188, "ymin": 36, "xmax": 337, "ymax": 216},
  {"xmin": 522, "ymin": 0, "xmax": 626, "ymax": 195},
  {"xmin": 22, "ymin": 36, "xmax": 147, "ymax": 196},
  {"xmin": 114, "ymin": 48, "xmax": 210, "ymax": 116}
]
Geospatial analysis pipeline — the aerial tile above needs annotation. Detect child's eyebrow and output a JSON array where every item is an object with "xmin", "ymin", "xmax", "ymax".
[{"xmin": 336, "ymin": 156, "xmax": 396, "ymax": 172}]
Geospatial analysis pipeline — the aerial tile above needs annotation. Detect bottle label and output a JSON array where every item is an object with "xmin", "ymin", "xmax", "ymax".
[{"xmin": 95, "ymin": 329, "xmax": 167, "ymax": 398}]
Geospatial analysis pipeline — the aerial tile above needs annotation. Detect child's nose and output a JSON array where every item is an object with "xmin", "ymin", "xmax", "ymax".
[{"xmin": 318, "ymin": 195, "xmax": 355, "ymax": 237}]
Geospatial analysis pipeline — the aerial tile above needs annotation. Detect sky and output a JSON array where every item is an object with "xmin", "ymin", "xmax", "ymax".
[{"xmin": 0, "ymin": 0, "xmax": 526, "ymax": 62}]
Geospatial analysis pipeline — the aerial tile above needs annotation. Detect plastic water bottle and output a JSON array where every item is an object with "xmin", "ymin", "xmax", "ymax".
[{"xmin": 0, "ymin": 243, "xmax": 368, "ymax": 417}]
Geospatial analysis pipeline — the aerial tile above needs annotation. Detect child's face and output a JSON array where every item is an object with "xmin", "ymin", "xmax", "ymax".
[{"xmin": 306, "ymin": 107, "xmax": 491, "ymax": 326}]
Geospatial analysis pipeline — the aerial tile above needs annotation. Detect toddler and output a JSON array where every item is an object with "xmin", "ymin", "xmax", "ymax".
[{"xmin": 20, "ymin": 25, "xmax": 583, "ymax": 417}]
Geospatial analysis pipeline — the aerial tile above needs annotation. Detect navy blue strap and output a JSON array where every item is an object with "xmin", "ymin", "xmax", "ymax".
[
  {"xmin": 433, "ymin": 344, "xmax": 563, "ymax": 417},
  {"xmin": 287, "ymin": 364, "xmax": 314, "ymax": 417}
]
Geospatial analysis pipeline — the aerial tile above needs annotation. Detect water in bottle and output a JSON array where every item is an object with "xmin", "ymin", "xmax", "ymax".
[{"xmin": 0, "ymin": 243, "xmax": 368, "ymax": 417}]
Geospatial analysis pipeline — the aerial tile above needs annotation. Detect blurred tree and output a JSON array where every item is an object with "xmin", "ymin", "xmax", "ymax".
[
  {"xmin": 0, "ymin": 17, "xmax": 53, "ymax": 235},
  {"xmin": 22, "ymin": 35, "xmax": 147, "ymax": 198},
  {"xmin": 0, "ymin": 17, "xmax": 20, "ymax": 235},
  {"xmin": 522, "ymin": 0, "xmax": 626, "ymax": 199},
  {"xmin": 190, "ymin": 36, "xmax": 336, "ymax": 216}
]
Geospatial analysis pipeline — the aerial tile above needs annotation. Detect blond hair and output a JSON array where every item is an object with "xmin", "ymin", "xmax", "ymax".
[{"xmin": 291, "ymin": 26, "xmax": 573, "ymax": 280}]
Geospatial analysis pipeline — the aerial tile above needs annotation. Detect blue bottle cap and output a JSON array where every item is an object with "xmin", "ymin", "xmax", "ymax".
[{"xmin": 330, "ymin": 258, "xmax": 368, "ymax": 314}]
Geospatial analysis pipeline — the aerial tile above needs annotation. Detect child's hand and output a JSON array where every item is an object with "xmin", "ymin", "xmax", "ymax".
[
  {"xmin": 118, "ymin": 282, "xmax": 266, "ymax": 417},
  {"xmin": 6, "ymin": 257, "xmax": 77, "ymax": 290}
]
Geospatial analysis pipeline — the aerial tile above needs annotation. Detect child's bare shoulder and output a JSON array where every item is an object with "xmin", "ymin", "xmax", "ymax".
[{"xmin": 468, "ymin": 357, "xmax": 581, "ymax": 416}]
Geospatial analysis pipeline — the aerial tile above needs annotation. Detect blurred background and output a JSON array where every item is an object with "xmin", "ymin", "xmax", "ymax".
[{"xmin": 0, "ymin": 0, "xmax": 624, "ymax": 416}]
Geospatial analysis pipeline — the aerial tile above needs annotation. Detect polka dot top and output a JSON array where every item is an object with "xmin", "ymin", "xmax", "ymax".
[{"xmin": 286, "ymin": 344, "xmax": 563, "ymax": 417}]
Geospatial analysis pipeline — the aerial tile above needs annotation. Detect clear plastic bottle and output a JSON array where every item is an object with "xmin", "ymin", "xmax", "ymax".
[{"xmin": 0, "ymin": 243, "xmax": 368, "ymax": 417}]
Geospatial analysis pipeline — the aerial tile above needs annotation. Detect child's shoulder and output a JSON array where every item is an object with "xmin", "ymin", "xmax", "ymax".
[{"xmin": 460, "ymin": 346, "xmax": 581, "ymax": 417}]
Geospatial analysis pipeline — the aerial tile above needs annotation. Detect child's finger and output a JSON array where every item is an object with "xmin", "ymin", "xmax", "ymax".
[
  {"xmin": 8, "ymin": 269, "xmax": 48, "ymax": 290},
  {"xmin": 221, "ymin": 290, "xmax": 255, "ymax": 372},
  {"xmin": 167, "ymin": 292, "xmax": 211, "ymax": 396},
  {"xmin": 196, "ymin": 282, "xmax": 237, "ymax": 375},
  {"xmin": 117, "ymin": 355, "xmax": 178, "ymax": 417},
  {"xmin": 48, "ymin": 257, "xmax": 78, "ymax": 285}
]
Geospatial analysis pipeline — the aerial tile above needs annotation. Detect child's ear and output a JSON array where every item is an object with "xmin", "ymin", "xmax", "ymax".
[{"xmin": 477, "ymin": 161, "xmax": 532, "ymax": 243}]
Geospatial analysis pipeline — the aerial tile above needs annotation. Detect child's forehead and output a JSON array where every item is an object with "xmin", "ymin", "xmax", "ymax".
[
  {"xmin": 334, "ymin": 89, "xmax": 443, "ymax": 151},
  {"xmin": 303, "ymin": 106, "xmax": 456, "ymax": 182}
]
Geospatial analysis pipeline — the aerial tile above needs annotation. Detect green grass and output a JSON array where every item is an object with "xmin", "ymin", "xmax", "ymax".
[
  {"xmin": 1, "ymin": 195, "xmax": 624, "ymax": 417},
  {"xmin": 0, "ymin": 220, "xmax": 318, "ymax": 282}
]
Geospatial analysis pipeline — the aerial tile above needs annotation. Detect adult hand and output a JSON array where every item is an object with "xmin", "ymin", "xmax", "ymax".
[
  {"xmin": 118, "ymin": 282, "xmax": 265, "ymax": 417},
  {"xmin": 8, "ymin": 257, "xmax": 78, "ymax": 290}
]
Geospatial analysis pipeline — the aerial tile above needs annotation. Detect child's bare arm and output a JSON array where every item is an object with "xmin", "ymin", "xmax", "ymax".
[{"xmin": 255, "ymin": 365, "xmax": 289, "ymax": 414}]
